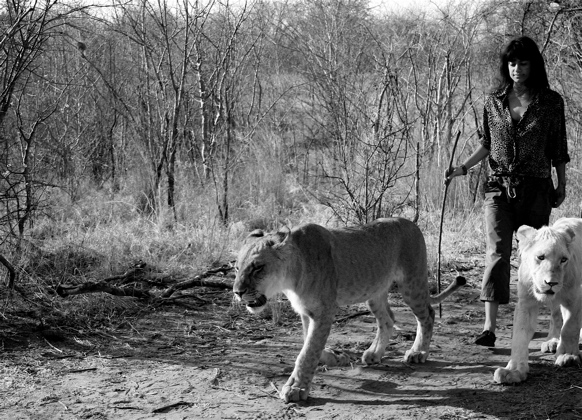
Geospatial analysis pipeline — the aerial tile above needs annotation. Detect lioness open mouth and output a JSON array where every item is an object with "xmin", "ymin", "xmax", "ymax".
[
  {"xmin": 246, "ymin": 295, "xmax": 267, "ymax": 308},
  {"xmin": 535, "ymin": 287, "xmax": 555, "ymax": 296}
]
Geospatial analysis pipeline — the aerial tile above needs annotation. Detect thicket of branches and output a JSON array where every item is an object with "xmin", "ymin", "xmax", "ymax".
[{"xmin": 1, "ymin": 0, "xmax": 582, "ymax": 254}]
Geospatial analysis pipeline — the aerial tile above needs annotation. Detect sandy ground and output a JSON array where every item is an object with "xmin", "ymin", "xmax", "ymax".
[{"xmin": 1, "ymin": 260, "xmax": 582, "ymax": 420}]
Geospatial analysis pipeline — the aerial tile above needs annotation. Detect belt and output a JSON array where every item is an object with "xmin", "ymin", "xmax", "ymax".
[
  {"xmin": 490, "ymin": 174, "xmax": 529, "ymax": 200},
  {"xmin": 490, "ymin": 174, "xmax": 550, "ymax": 201}
]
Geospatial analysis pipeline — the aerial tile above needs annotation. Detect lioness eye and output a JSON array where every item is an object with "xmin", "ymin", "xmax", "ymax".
[
  {"xmin": 561, "ymin": 257, "xmax": 568, "ymax": 263},
  {"xmin": 252, "ymin": 264, "xmax": 264, "ymax": 275},
  {"xmin": 536, "ymin": 255, "xmax": 545, "ymax": 261}
]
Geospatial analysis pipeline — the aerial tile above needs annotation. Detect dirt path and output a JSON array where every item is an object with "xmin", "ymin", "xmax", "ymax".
[{"xmin": 2, "ymin": 266, "xmax": 582, "ymax": 419}]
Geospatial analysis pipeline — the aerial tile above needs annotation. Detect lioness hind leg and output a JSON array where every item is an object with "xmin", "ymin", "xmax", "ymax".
[
  {"xmin": 541, "ymin": 338, "xmax": 560, "ymax": 354},
  {"xmin": 400, "ymin": 285, "xmax": 434, "ymax": 364},
  {"xmin": 362, "ymin": 292, "xmax": 393, "ymax": 365},
  {"xmin": 403, "ymin": 303, "xmax": 434, "ymax": 363}
]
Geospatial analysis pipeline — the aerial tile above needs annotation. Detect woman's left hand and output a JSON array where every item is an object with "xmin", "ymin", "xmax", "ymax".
[{"xmin": 552, "ymin": 184, "xmax": 566, "ymax": 208}]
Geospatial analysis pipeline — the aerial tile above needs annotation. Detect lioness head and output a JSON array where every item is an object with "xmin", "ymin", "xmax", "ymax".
[
  {"xmin": 517, "ymin": 224, "xmax": 576, "ymax": 300},
  {"xmin": 233, "ymin": 228, "xmax": 290, "ymax": 314}
]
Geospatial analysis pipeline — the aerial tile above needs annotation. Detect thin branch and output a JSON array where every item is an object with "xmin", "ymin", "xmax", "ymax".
[{"xmin": 0, "ymin": 254, "xmax": 16, "ymax": 288}]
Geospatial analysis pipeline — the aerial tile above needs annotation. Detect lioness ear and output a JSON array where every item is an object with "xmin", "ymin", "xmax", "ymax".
[
  {"xmin": 268, "ymin": 226, "xmax": 291, "ymax": 248},
  {"xmin": 516, "ymin": 225, "xmax": 537, "ymax": 247},
  {"xmin": 249, "ymin": 229, "xmax": 265, "ymax": 238},
  {"xmin": 270, "ymin": 226, "xmax": 291, "ymax": 248},
  {"xmin": 243, "ymin": 229, "xmax": 265, "ymax": 245}
]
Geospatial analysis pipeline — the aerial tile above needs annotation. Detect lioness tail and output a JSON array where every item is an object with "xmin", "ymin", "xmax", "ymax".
[{"xmin": 429, "ymin": 276, "xmax": 466, "ymax": 305}]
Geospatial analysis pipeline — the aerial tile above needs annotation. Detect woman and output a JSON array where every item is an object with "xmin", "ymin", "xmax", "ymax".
[{"xmin": 445, "ymin": 36, "xmax": 569, "ymax": 347}]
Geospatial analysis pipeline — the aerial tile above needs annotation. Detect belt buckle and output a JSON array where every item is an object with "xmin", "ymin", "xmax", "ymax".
[{"xmin": 501, "ymin": 176, "xmax": 517, "ymax": 199}]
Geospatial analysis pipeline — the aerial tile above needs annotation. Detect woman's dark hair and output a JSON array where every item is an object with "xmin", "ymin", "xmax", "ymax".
[{"xmin": 495, "ymin": 36, "xmax": 549, "ymax": 92}]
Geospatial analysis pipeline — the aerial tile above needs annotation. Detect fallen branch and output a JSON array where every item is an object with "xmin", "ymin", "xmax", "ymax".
[
  {"xmin": 335, "ymin": 310, "xmax": 371, "ymax": 323},
  {"xmin": 157, "ymin": 294, "xmax": 210, "ymax": 305},
  {"xmin": 55, "ymin": 281, "xmax": 151, "ymax": 299},
  {"xmin": 160, "ymin": 263, "xmax": 234, "ymax": 298},
  {"xmin": 103, "ymin": 260, "xmax": 149, "ymax": 284},
  {"xmin": 152, "ymin": 401, "xmax": 193, "ymax": 414},
  {"xmin": 54, "ymin": 262, "xmax": 235, "ymax": 300}
]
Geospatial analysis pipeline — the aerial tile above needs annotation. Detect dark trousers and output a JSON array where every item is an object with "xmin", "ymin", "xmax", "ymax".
[{"xmin": 481, "ymin": 177, "xmax": 554, "ymax": 304}]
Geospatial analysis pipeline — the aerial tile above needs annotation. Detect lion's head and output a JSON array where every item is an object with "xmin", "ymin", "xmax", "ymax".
[
  {"xmin": 517, "ymin": 224, "xmax": 576, "ymax": 301},
  {"xmin": 233, "ymin": 228, "xmax": 291, "ymax": 314}
]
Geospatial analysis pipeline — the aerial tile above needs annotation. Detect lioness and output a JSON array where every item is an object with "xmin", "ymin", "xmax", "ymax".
[
  {"xmin": 233, "ymin": 217, "xmax": 466, "ymax": 402},
  {"xmin": 494, "ymin": 217, "xmax": 582, "ymax": 384}
]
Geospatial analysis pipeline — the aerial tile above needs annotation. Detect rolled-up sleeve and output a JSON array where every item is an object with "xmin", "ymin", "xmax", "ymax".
[{"xmin": 549, "ymin": 94, "xmax": 570, "ymax": 166}]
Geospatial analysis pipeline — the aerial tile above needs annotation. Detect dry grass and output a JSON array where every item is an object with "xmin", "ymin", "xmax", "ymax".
[{"xmin": 2, "ymin": 154, "xmax": 581, "ymax": 335}]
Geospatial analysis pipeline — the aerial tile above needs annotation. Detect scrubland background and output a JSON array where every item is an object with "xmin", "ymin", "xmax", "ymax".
[{"xmin": 1, "ymin": 0, "xmax": 582, "ymax": 324}]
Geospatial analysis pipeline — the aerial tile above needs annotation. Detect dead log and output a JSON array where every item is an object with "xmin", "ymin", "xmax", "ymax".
[
  {"xmin": 54, "ymin": 262, "xmax": 235, "ymax": 300},
  {"xmin": 160, "ymin": 263, "xmax": 234, "ymax": 298},
  {"xmin": 103, "ymin": 260, "xmax": 148, "ymax": 284},
  {"xmin": 0, "ymin": 253, "xmax": 16, "ymax": 288},
  {"xmin": 55, "ymin": 281, "xmax": 151, "ymax": 299}
]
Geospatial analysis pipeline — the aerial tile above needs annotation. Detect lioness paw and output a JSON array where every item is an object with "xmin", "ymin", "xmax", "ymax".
[
  {"xmin": 540, "ymin": 338, "xmax": 559, "ymax": 353},
  {"xmin": 555, "ymin": 353, "xmax": 582, "ymax": 367},
  {"xmin": 280, "ymin": 378, "xmax": 310, "ymax": 403},
  {"xmin": 320, "ymin": 348, "xmax": 351, "ymax": 367},
  {"xmin": 403, "ymin": 350, "xmax": 428, "ymax": 364},
  {"xmin": 493, "ymin": 367, "xmax": 527, "ymax": 384}
]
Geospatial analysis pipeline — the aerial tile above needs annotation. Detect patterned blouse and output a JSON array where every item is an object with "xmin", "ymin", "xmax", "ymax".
[{"xmin": 481, "ymin": 86, "xmax": 570, "ymax": 179}]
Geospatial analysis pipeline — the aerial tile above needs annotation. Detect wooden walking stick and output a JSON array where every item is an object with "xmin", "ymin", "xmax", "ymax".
[{"xmin": 437, "ymin": 130, "xmax": 462, "ymax": 318}]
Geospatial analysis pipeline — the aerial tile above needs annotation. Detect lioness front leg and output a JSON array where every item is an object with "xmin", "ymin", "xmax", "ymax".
[
  {"xmin": 541, "ymin": 299, "xmax": 562, "ymax": 353},
  {"xmin": 281, "ymin": 313, "xmax": 334, "ymax": 403},
  {"xmin": 298, "ymin": 314, "xmax": 350, "ymax": 367},
  {"xmin": 494, "ymin": 291, "xmax": 539, "ymax": 384},
  {"xmin": 554, "ymin": 301, "xmax": 582, "ymax": 367}
]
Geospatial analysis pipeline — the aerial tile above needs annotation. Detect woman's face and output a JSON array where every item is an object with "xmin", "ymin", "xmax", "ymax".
[{"xmin": 508, "ymin": 59, "xmax": 531, "ymax": 85}]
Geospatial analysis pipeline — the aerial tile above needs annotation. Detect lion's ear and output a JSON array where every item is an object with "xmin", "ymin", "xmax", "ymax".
[
  {"xmin": 562, "ymin": 227, "xmax": 576, "ymax": 245},
  {"xmin": 516, "ymin": 225, "xmax": 537, "ymax": 247}
]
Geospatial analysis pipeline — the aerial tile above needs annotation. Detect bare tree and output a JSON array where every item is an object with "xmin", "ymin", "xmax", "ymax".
[
  {"xmin": 188, "ymin": 0, "xmax": 261, "ymax": 224},
  {"xmin": 0, "ymin": 0, "xmax": 91, "ymax": 235},
  {"xmin": 279, "ymin": 0, "xmax": 414, "ymax": 223},
  {"xmin": 109, "ymin": 0, "xmax": 197, "ymax": 219}
]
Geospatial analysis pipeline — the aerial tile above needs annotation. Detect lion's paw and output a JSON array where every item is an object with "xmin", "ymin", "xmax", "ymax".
[
  {"xmin": 555, "ymin": 353, "xmax": 582, "ymax": 367},
  {"xmin": 493, "ymin": 367, "xmax": 527, "ymax": 384},
  {"xmin": 320, "ymin": 348, "xmax": 351, "ymax": 367},
  {"xmin": 280, "ymin": 378, "xmax": 310, "ymax": 403},
  {"xmin": 540, "ymin": 338, "xmax": 559, "ymax": 353},
  {"xmin": 403, "ymin": 350, "xmax": 428, "ymax": 364}
]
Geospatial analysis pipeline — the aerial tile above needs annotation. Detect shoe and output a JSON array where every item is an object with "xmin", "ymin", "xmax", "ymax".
[{"xmin": 475, "ymin": 330, "xmax": 496, "ymax": 347}]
